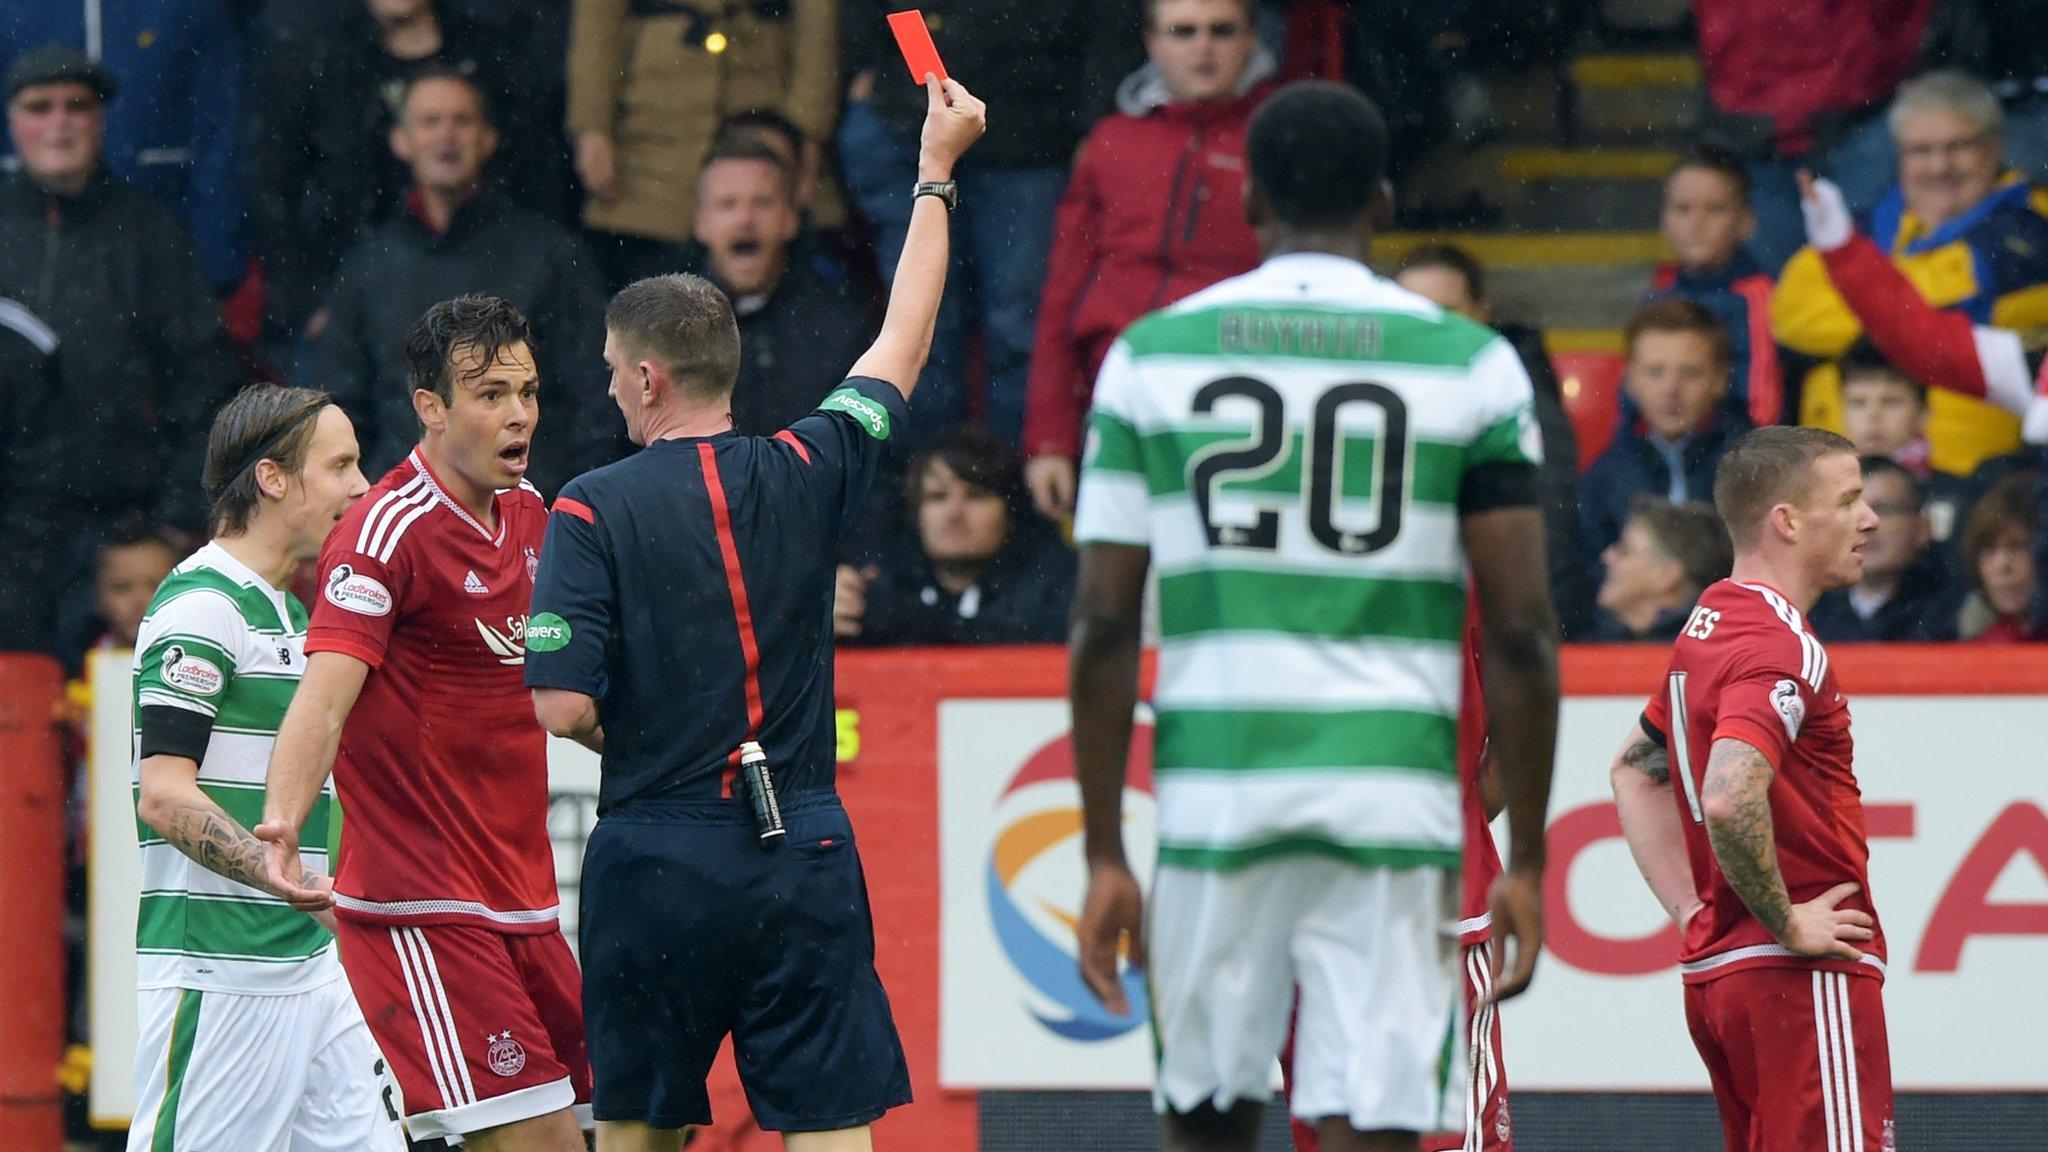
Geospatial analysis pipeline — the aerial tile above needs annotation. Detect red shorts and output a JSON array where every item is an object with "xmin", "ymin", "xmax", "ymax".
[
  {"xmin": 334, "ymin": 919, "xmax": 593, "ymax": 1141},
  {"xmin": 1285, "ymin": 940, "xmax": 1511, "ymax": 1151},
  {"xmin": 1686, "ymin": 968, "xmax": 1893, "ymax": 1152}
]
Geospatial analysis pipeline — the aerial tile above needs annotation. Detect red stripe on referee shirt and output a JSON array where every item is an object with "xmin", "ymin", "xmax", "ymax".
[
  {"xmin": 696, "ymin": 443, "xmax": 766, "ymax": 793},
  {"xmin": 773, "ymin": 430, "xmax": 812, "ymax": 464},
  {"xmin": 553, "ymin": 496, "xmax": 595, "ymax": 524}
]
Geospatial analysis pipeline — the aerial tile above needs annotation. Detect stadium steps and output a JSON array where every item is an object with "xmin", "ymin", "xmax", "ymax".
[{"xmin": 1388, "ymin": 49, "xmax": 1701, "ymax": 334}]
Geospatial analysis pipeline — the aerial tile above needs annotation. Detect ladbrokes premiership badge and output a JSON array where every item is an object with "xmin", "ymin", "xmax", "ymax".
[{"xmin": 487, "ymin": 1031, "xmax": 527, "ymax": 1077}]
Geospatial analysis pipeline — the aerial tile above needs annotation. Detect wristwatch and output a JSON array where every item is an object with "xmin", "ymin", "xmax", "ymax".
[{"xmin": 913, "ymin": 180, "xmax": 958, "ymax": 211}]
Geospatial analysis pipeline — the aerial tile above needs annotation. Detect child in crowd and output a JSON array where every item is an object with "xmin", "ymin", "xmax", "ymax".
[
  {"xmin": 1579, "ymin": 299, "xmax": 1751, "ymax": 567},
  {"xmin": 1838, "ymin": 340, "xmax": 1966, "ymax": 543},
  {"xmin": 1650, "ymin": 144, "xmax": 1783, "ymax": 426}
]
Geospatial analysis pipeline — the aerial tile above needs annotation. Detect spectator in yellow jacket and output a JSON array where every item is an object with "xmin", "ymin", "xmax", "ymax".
[{"xmin": 1773, "ymin": 70, "xmax": 2048, "ymax": 475}]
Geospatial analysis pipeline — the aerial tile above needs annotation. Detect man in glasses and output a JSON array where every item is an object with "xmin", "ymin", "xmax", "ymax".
[
  {"xmin": 1775, "ymin": 69, "xmax": 2048, "ymax": 478},
  {"xmin": 1022, "ymin": 0, "xmax": 1278, "ymax": 521}
]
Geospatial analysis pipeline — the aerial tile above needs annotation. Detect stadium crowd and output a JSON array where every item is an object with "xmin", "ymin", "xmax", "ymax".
[
  {"xmin": 4, "ymin": 1, "xmax": 2048, "ymax": 681},
  {"xmin": 2, "ymin": 0, "xmax": 2044, "ymax": 1144}
]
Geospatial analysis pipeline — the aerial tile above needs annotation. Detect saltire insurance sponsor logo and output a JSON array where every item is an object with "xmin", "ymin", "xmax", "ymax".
[
  {"xmin": 159, "ymin": 645, "xmax": 224, "ymax": 696},
  {"xmin": 525, "ymin": 612, "xmax": 572, "ymax": 653},
  {"xmin": 475, "ymin": 615, "xmax": 527, "ymax": 665},
  {"xmin": 325, "ymin": 564, "xmax": 393, "ymax": 617},
  {"xmin": 820, "ymin": 388, "xmax": 891, "ymax": 440},
  {"xmin": 987, "ymin": 727, "xmax": 1154, "ymax": 1041}
]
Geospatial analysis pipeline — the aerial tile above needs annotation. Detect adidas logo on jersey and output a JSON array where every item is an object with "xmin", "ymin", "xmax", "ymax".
[{"xmin": 464, "ymin": 570, "xmax": 490, "ymax": 596}]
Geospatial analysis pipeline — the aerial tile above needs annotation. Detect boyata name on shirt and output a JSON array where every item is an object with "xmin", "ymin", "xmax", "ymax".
[{"xmin": 1218, "ymin": 311, "xmax": 1382, "ymax": 359}]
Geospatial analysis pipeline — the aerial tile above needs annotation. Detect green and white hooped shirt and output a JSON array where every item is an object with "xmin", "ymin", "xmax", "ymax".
[
  {"xmin": 131, "ymin": 542, "xmax": 340, "ymax": 994},
  {"xmin": 1072, "ymin": 253, "xmax": 1543, "ymax": 874}
]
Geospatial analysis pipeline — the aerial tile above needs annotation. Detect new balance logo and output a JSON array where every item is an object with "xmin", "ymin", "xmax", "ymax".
[{"xmin": 464, "ymin": 570, "xmax": 490, "ymax": 596}]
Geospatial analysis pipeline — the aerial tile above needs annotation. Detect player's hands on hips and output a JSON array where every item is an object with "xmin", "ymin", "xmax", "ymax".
[
  {"xmin": 254, "ymin": 819, "xmax": 332, "ymax": 911},
  {"xmin": 917, "ymin": 75, "xmax": 986, "ymax": 182},
  {"xmin": 1076, "ymin": 859, "xmax": 1146, "ymax": 1015},
  {"xmin": 1485, "ymin": 864, "xmax": 1544, "ymax": 1003},
  {"xmin": 1777, "ymin": 881, "xmax": 1874, "ymax": 961},
  {"xmin": 1026, "ymin": 455, "xmax": 1077, "ymax": 520}
]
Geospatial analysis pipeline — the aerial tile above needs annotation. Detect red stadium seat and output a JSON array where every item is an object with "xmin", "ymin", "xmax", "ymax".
[{"xmin": 1552, "ymin": 350, "xmax": 1626, "ymax": 470}]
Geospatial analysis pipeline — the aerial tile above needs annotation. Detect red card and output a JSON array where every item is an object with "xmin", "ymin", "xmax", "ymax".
[{"xmin": 888, "ymin": 10, "xmax": 948, "ymax": 84}]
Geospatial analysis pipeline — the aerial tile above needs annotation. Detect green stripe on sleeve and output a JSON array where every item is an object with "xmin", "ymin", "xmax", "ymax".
[
  {"xmin": 1157, "ymin": 569, "xmax": 1467, "ymax": 642},
  {"xmin": 1154, "ymin": 707, "xmax": 1457, "ymax": 776},
  {"xmin": 1084, "ymin": 409, "xmax": 1145, "ymax": 476},
  {"xmin": 1469, "ymin": 404, "xmax": 1540, "ymax": 469},
  {"xmin": 152, "ymin": 989, "xmax": 203, "ymax": 1152}
]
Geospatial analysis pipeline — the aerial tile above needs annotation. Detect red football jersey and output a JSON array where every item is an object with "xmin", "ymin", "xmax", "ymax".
[
  {"xmin": 1641, "ymin": 579, "xmax": 1886, "ymax": 985},
  {"xmin": 308, "ymin": 451, "xmax": 558, "ymax": 933},
  {"xmin": 1456, "ymin": 606, "xmax": 1502, "ymax": 946}
]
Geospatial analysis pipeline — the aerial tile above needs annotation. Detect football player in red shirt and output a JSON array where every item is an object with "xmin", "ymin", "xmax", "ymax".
[
  {"xmin": 1611, "ymin": 425, "xmax": 1892, "ymax": 1152},
  {"xmin": 258, "ymin": 296, "xmax": 589, "ymax": 1151}
]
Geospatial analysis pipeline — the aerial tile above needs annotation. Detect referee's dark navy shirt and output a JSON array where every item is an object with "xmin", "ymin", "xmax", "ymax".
[{"xmin": 524, "ymin": 376, "xmax": 908, "ymax": 814}]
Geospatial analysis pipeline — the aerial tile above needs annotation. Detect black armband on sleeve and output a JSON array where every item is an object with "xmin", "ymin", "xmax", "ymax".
[
  {"xmin": 139, "ymin": 704, "xmax": 214, "ymax": 762},
  {"xmin": 1639, "ymin": 712, "xmax": 1668, "ymax": 748},
  {"xmin": 1458, "ymin": 462, "xmax": 1540, "ymax": 514}
]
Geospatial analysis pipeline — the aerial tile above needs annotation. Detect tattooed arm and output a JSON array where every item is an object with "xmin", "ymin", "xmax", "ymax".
[
  {"xmin": 138, "ymin": 753, "xmax": 281, "ymax": 896},
  {"xmin": 1609, "ymin": 727, "xmax": 1701, "ymax": 928},
  {"xmin": 1700, "ymin": 737, "xmax": 1872, "ymax": 959}
]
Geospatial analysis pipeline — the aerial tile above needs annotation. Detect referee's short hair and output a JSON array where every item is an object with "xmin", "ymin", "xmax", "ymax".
[
  {"xmin": 606, "ymin": 273, "xmax": 743, "ymax": 399},
  {"xmin": 204, "ymin": 383, "xmax": 333, "ymax": 536},
  {"xmin": 1246, "ymin": 81, "xmax": 1389, "ymax": 231}
]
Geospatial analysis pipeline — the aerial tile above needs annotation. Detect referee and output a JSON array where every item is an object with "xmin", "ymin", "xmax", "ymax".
[{"xmin": 525, "ymin": 76, "xmax": 984, "ymax": 1152}]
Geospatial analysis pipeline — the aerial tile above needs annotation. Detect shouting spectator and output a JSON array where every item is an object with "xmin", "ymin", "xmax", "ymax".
[
  {"xmin": 247, "ymin": 0, "xmax": 552, "ymax": 348},
  {"xmin": 690, "ymin": 139, "xmax": 873, "ymax": 437},
  {"xmin": 568, "ymin": 0, "xmax": 837, "ymax": 289},
  {"xmin": 1775, "ymin": 71, "xmax": 2048, "ymax": 476},
  {"xmin": 1950, "ymin": 472, "xmax": 2043, "ymax": 641},
  {"xmin": 1588, "ymin": 497, "xmax": 1733, "ymax": 643},
  {"xmin": 1022, "ymin": 0, "xmax": 1277, "ymax": 518},
  {"xmin": 1808, "ymin": 457, "xmax": 1959, "ymax": 643},
  {"xmin": 1579, "ymin": 299, "xmax": 1751, "ymax": 566},
  {"xmin": 1650, "ymin": 145, "xmax": 1783, "ymax": 426},
  {"xmin": 836, "ymin": 427, "xmax": 1075, "ymax": 646},
  {"xmin": 0, "ymin": 47, "xmax": 244, "ymax": 588},
  {"xmin": 1391, "ymin": 242, "xmax": 1593, "ymax": 637},
  {"xmin": 0, "ymin": 6, "xmax": 247, "ymax": 291},
  {"xmin": 841, "ymin": 0, "xmax": 1138, "ymax": 446},
  {"xmin": 302, "ymin": 66, "xmax": 609, "ymax": 494}
]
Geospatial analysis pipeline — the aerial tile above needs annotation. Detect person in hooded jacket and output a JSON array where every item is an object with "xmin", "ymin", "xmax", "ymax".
[
  {"xmin": 836, "ymin": 425, "xmax": 1075, "ymax": 646},
  {"xmin": 1020, "ymin": 0, "xmax": 1279, "ymax": 520}
]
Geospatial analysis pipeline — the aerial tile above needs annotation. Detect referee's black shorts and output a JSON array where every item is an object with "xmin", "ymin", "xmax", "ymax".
[{"xmin": 579, "ymin": 789, "xmax": 912, "ymax": 1131}]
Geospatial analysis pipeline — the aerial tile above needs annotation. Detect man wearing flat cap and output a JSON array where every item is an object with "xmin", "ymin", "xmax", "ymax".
[{"xmin": 0, "ymin": 44, "xmax": 243, "ymax": 652}]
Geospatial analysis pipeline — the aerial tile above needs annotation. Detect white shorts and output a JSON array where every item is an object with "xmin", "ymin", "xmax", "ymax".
[
  {"xmin": 1148, "ymin": 856, "xmax": 1464, "ymax": 1133},
  {"xmin": 128, "ymin": 977, "xmax": 408, "ymax": 1152}
]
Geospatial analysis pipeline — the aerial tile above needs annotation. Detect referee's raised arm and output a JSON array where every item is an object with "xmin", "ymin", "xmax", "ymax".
[{"xmin": 848, "ymin": 74, "xmax": 986, "ymax": 396}]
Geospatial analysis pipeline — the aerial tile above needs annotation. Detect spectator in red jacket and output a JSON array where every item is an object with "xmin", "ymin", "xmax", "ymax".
[{"xmin": 1020, "ymin": 0, "xmax": 1278, "ymax": 519}]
